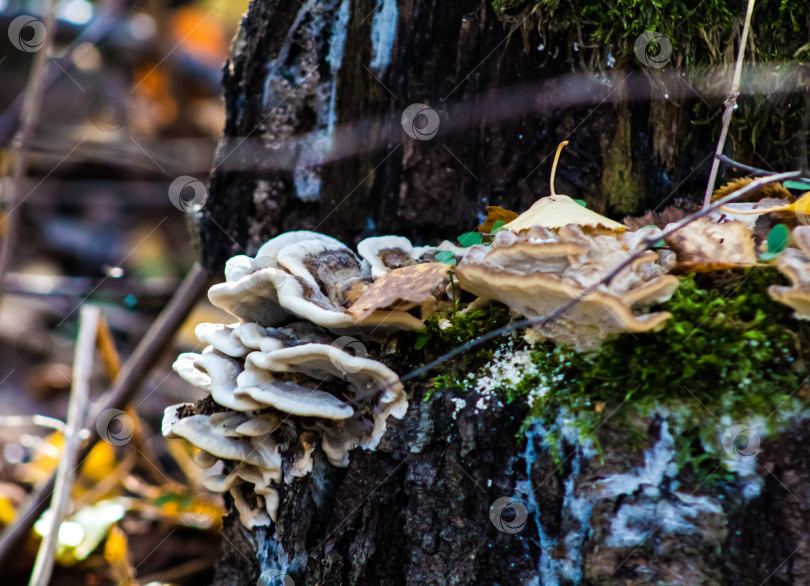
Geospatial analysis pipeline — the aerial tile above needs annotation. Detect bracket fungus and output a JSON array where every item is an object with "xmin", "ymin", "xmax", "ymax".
[
  {"xmin": 164, "ymin": 331, "xmax": 406, "ymax": 527},
  {"xmin": 456, "ymin": 225, "xmax": 678, "ymax": 350},
  {"xmin": 208, "ymin": 231, "xmax": 426, "ymax": 335},
  {"xmin": 768, "ymin": 225, "xmax": 810, "ymax": 320},
  {"xmin": 166, "ymin": 220, "xmax": 680, "ymax": 527},
  {"xmin": 163, "ymin": 231, "xmax": 433, "ymax": 528}
]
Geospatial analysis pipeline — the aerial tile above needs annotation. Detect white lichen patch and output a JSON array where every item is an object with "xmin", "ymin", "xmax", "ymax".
[
  {"xmin": 369, "ymin": 0, "xmax": 398, "ymax": 75},
  {"xmin": 260, "ymin": 0, "xmax": 350, "ymax": 202},
  {"xmin": 522, "ymin": 414, "xmax": 730, "ymax": 584},
  {"xmin": 467, "ymin": 340, "xmax": 561, "ymax": 413},
  {"xmin": 450, "ymin": 397, "xmax": 466, "ymax": 420}
]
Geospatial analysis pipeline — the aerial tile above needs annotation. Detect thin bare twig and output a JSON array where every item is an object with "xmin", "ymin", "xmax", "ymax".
[
  {"xmin": 28, "ymin": 305, "xmax": 100, "ymax": 586},
  {"xmin": 0, "ymin": 2, "xmax": 57, "ymax": 308},
  {"xmin": 0, "ymin": 263, "xmax": 211, "ymax": 567},
  {"xmin": 800, "ymin": 84, "xmax": 810, "ymax": 177},
  {"xmin": 703, "ymin": 0, "xmax": 758, "ymax": 208}
]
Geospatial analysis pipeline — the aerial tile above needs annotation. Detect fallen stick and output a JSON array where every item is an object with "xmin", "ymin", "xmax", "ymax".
[
  {"xmin": 0, "ymin": 1, "xmax": 57, "ymax": 308},
  {"xmin": 0, "ymin": 262, "xmax": 211, "ymax": 567},
  {"xmin": 28, "ymin": 305, "xmax": 100, "ymax": 586}
]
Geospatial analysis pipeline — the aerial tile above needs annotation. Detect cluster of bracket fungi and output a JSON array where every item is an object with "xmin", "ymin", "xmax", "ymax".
[
  {"xmin": 164, "ymin": 179, "xmax": 810, "ymax": 527},
  {"xmin": 162, "ymin": 231, "xmax": 462, "ymax": 527}
]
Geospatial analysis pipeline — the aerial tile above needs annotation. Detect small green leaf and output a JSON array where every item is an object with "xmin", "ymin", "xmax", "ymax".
[
  {"xmin": 764, "ymin": 224, "xmax": 790, "ymax": 258},
  {"xmin": 414, "ymin": 332, "xmax": 429, "ymax": 350},
  {"xmin": 435, "ymin": 250, "xmax": 456, "ymax": 265},
  {"xmin": 759, "ymin": 251, "xmax": 780, "ymax": 261},
  {"xmin": 458, "ymin": 231, "xmax": 483, "ymax": 246},
  {"xmin": 784, "ymin": 180, "xmax": 810, "ymax": 191},
  {"xmin": 490, "ymin": 220, "xmax": 506, "ymax": 234},
  {"xmin": 153, "ymin": 493, "xmax": 179, "ymax": 506},
  {"xmin": 573, "ymin": 199, "xmax": 587, "ymax": 207}
]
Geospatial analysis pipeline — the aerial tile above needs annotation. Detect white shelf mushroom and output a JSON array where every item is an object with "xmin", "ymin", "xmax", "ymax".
[{"xmin": 165, "ymin": 262, "xmax": 409, "ymax": 530}]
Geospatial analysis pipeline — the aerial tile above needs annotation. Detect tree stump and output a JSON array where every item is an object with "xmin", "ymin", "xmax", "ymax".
[{"xmin": 196, "ymin": 1, "xmax": 810, "ymax": 584}]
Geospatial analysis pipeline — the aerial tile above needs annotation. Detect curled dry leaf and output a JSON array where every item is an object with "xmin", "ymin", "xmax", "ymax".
[
  {"xmin": 664, "ymin": 218, "xmax": 757, "ymax": 273},
  {"xmin": 478, "ymin": 205, "xmax": 518, "ymax": 234},
  {"xmin": 347, "ymin": 262, "xmax": 450, "ymax": 322},
  {"xmin": 711, "ymin": 177, "xmax": 793, "ymax": 203}
]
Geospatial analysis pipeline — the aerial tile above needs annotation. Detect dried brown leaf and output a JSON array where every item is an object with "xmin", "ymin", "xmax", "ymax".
[
  {"xmin": 664, "ymin": 218, "xmax": 757, "ymax": 273},
  {"xmin": 348, "ymin": 263, "xmax": 449, "ymax": 322},
  {"xmin": 478, "ymin": 206, "xmax": 519, "ymax": 233},
  {"xmin": 711, "ymin": 177, "xmax": 794, "ymax": 203}
]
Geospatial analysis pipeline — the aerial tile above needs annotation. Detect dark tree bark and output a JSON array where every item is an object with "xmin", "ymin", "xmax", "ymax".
[
  {"xmin": 197, "ymin": 1, "xmax": 810, "ymax": 585},
  {"xmin": 200, "ymin": 0, "xmax": 714, "ymax": 275}
]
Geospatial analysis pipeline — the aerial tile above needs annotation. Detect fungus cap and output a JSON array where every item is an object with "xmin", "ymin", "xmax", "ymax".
[
  {"xmin": 192, "ymin": 352, "xmax": 264, "ymax": 411},
  {"xmin": 357, "ymin": 236, "xmax": 417, "ymax": 278},
  {"xmin": 768, "ymin": 226, "xmax": 810, "ymax": 319}
]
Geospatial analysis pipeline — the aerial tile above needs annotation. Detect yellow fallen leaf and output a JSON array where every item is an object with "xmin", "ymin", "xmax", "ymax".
[
  {"xmin": 0, "ymin": 495, "xmax": 16, "ymax": 525},
  {"xmin": 104, "ymin": 524, "xmax": 139, "ymax": 586},
  {"xmin": 505, "ymin": 142, "xmax": 626, "ymax": 233},
  {"xmin": 719, "ymin": 191, "xmax": 810, "ymax": 222},
  {"xmin": 156, "ymin": 490, "xmax": 224, "ymax": 530},
  {"xmin": 81, "ymin": 441, "xmax": 119, "ymax": 485},
  {"xmin": 96, "ymin": 315, "xmax": 121, "ymax": 380},
  {"xmin": 21, "ymin": 431, "xmax": 126, "ymax": 501},
  {"xmin": 20, "ymin": 431, "xmax": 63, "ymax": 484},
  {"xmin": 34, "ymin": 499, "xmax": 127, "ymax": 565}
]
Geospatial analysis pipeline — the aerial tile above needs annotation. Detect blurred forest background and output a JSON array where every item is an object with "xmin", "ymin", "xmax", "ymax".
[{"xmin": 0, "ymin": 1, "xmax": 248, "ymax": 584}]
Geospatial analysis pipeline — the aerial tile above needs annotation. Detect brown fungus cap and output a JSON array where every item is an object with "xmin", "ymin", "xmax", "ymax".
[
  {"xmin": 357, "ymin": 235, "xmax": 418, "ymax": 279},
  {"xmin": 210, "ymin": 265, "xmax": 424, "ymax": 336},
  {"xmin": 456, "ymin": 227, "xmax": 677, "ymax": 351}
]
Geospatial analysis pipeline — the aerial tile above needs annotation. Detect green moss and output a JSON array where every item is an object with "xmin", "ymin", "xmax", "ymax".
[
  {"xmin": 424, "ymin": 267, "xmax": 807, "ymax": 484},
  {"xmin": 493, "ymin": 0, "xmax": 809, "ymax": 67},
  {"xmin": 491, "ymin": 0, "xmax": 810, "ymax": 181},
  {"xmin": 557, "ymin": 269, "xmax": 802, "ymax": 414},
  {"xmin": 389, "ymin": 302, "xmax": 513, "ymax": 400},
  {"xmin": 601, "ymin": 104, "xmax": 645, "ymax": 214},
  {"xmin": 389, "ymin": 265, "xmax": 808, "ymax": 484}
]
